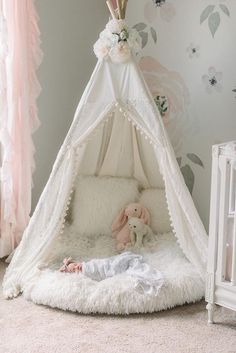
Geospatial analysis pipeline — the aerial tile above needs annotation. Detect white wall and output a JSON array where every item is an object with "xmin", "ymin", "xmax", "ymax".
[{"xmin": 33, "ymin": 0, "xmax": 108, "ymax": 209}]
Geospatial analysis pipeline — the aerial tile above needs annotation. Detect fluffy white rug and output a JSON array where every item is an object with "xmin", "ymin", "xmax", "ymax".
[{"xmin": 23, "ymin": 225, "xmax": 204, "ymax": 314}]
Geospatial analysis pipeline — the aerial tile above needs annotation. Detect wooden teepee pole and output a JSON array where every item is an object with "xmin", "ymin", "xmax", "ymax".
[
  {"xmin": 116, "ymin": 0, "xmax": 123, "ymax": 19},
  {"xmin": 122, "ymin": 0, "xmax": 128, "ymax": 18},
  {"xmin": 106, "ymin": 0, "xmax": 128, "ymax": 20},
  {"xmin": 106, "ymin": 0, "xmax": 118, "ymax": 19}
]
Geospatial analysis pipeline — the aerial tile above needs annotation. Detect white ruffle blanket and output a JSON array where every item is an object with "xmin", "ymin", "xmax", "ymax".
[{"xmin": 81, "ymin": 251, "xmax": 164, "ymax": 296}]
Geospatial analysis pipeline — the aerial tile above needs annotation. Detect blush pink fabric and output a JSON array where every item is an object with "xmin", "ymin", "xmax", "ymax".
[
  {"xmin": 111, "ymin": 0, "xmax": 118, "ymax": 10},
  {"xmin": 0, "ymin": 0, "xmax": 42, "ymax": 257},
  {"xmin": 111, "ymin": 203, "xmax": 150, "ymax": 250}
]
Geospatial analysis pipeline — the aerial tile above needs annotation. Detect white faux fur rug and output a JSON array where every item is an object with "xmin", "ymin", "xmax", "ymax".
[{"xmin": 23, "ymin": 225, "xmax": 204, "ymax": 314}]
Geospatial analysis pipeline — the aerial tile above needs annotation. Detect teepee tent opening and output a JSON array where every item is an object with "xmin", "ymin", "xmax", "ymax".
[{"xmin": 3, "ymin": 5, "xmax": 208, "ymax": 314}]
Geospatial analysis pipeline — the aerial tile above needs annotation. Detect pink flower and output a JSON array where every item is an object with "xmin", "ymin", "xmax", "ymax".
[
  {"xmin": 144, "ymin": 1, "xmax": 176, "ymax": 23},
  {"xmin": 140, "ymin": 56, "xmax": 190, "ymax": 120},
  {"xmin": 110, "ymin": 42, "xmax": 131, "ymax": 63},
  {"xmin": 93, "ymin": 39, "xmax": 109, "ymax": 60},
  {"xmin": 139, "ymin": 56, "xmax": 190, "ymax": 152},
  {"xmin": 160, "ymin": 2, "xmax": 176, "ymax": 22}
]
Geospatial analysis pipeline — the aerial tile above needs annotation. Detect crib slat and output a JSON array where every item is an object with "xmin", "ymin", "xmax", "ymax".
[
  {"xmin": 228, "ymin": 161, "xmax": 236, "ymax": 215},
  {"xmin": 231, "ymin": 200, "xmax": 236, "ymax": 285},
  {"xmin": 217, "ymin": 156, "xmax": 230, "ymax": 282},
  {"xmin": 207, "ymin": 141, "xmax": 236, "ymax": 323}
]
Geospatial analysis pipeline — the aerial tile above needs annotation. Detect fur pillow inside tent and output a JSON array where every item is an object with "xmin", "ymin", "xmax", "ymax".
[
  {"xmin": 71, "ymin": 175, "xmax": 140, "ymax": 236},
  {"xmin": 3, "ymin": 14, "xmax": 208, "ymax": 316},
  {"xmin": 139, "ymin": 188, "xmax": 172, "ymax": 234}
]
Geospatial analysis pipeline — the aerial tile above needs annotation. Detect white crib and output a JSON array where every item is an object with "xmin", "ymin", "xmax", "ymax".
[{"xmin": 206, "ymin": 141, "xmax": 236, "ymax": 324}]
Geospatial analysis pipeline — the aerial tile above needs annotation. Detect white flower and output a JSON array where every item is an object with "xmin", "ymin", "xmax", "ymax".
[
  {"xmin": 110, "ymin": 42, "xmax": 131, "ymax": 63},
  {"xmin": 93, "ymin": 20, "xmax": 142, "ymax": 63},
  {"xmin": 128, "ymin": 28, "xmax": 142, "ymax": 53},
  {"xmin": 99, "ymin": 29, "xmax": 117, "ymax": 47},
  {"xmin": 186, "ymin": 43, "xmax": 200, "ymax": 58},
  {"xmin": 120, "ymin": 29, "xmax": 128, "ymax": 41},
  {"xmin": 106, "ymin": 19, "xmax": 127, "ymax": 34},
  {"xmin": 159, "ymin": 2, "xmax": 176, "ymax": 22},
  {"xmin": 93, "ymin": 39, "xmax": 109, "ymax": 60},
  {"xmin": 202, "ymin": 67, "xmax": 223, "ymax": 93}
]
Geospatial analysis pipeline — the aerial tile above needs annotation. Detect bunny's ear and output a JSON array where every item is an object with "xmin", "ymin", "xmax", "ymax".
[
  {"xmin": 140, "ymin": 206, "xmax": 150, "ymax": 225},
  {"xmin": 111, "ymin": 207, "xmax": 127, "ymax": 234}
]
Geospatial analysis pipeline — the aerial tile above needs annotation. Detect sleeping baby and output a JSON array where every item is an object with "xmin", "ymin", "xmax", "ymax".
[{"xmin": 59, "ymin": 252, "xmax": 164, "ymax": 296}]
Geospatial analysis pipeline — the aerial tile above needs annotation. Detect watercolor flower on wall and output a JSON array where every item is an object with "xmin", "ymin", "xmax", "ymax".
[
  {"xmin": 132, "ymin": 0, "xmax": 176, "ymax": 48},
  {"xmin": 139, "ymin": 56, "xmax": 190, "ymax": 152},
  {"xmin": 186, "ymin": 43, "xmax": 200, "ymax": 59},
  {"xmin": 177, "ymin": 154, "xmax": 204, "ymax": 194},
  {"xmin": 152, "ymin": 0, "xmax": 165, "ymax": 6},
  {"xmin": 144, "ymin": 0, "xmax": 176, "ymax": 24},
  {"xmin": 132, "ymin": 22, "xmax": 157, "ymax": 49},
  {"xmin": 140, "ymin": 56, "xmax": 205, "ymax": 193},
  {"xmin": 202, "ymin": 67, "xmax": 223, "ymax": 93}
]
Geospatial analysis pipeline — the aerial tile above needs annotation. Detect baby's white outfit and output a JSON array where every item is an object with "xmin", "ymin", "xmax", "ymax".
[{"xmin": 82, "ymin": 251, "xmax": 164, "ymax": 296}]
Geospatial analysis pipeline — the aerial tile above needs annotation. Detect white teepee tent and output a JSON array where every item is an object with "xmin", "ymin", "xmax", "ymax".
[{"xmin": 3, "ymin": 10, "xmax": 208, "ymax": 313}]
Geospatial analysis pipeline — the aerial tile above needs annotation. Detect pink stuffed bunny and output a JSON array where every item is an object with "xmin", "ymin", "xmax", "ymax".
[{"xmin": 111, "ymin": 203, "xmax": 150, "ymax": 251}]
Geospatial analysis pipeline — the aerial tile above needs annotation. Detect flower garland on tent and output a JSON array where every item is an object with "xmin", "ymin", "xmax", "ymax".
[{"xmin": 94, "ymin": 19, "xmax": 142, "ymax": 63}]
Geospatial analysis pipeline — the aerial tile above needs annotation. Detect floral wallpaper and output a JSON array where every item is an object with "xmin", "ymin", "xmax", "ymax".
[{"xmin": 127, "ymin": 0, "xmax": 236, "ymax": 229}]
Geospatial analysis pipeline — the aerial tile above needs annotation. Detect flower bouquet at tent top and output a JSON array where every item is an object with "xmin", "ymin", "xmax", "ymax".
[{"xmin": 93, "ymin": 19, "xmax": 142, "ymax": 63}]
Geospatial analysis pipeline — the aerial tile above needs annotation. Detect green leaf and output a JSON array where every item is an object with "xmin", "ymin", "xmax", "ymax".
[
  {"xmin": 176, "ymin": 157, "xmax": 182, "ymax": 167},
  {"xmin": 208, "ymin": 12, "xmax": 220, "ymax": 37},
  {"xmin": 150, "ymin": 27, "xmax": 157, "ymax": 43},
  {"xmin": 186, "ymin": 153, "xmax": 204, "ymax": 167},
  {"xmin": 219, "ymin": 4, "xmax": 230, "ymax": 17},
  {"xmin": 133, "ymin": 22, "xmax": 147, "ymax": 31},
  {"xmin": 200, "ymin": 5, "xmax": 215, "ymax": 24},
  {"xmin": 139, "ymin": 31, "xmax": 148, "ymax": 48},
  {"xmin": 181, "ymin": 165, "xmax": 195, "ymax": 194}
]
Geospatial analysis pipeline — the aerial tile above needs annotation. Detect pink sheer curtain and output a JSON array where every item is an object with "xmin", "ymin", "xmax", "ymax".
[{"xmin": 0, "ymin": 0, "xmax": 42, "ymax": 257}]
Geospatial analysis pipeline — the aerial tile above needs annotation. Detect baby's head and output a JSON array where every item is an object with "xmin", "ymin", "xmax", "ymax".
[{"xmin": 128, "ymin": 217, "xmax": 144, "ymax": 231}]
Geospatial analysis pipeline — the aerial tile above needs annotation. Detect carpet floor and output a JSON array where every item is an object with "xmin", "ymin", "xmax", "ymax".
[{"xmin": 0, "ymin": 260, "xmax": 235, "ymax": 353}]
